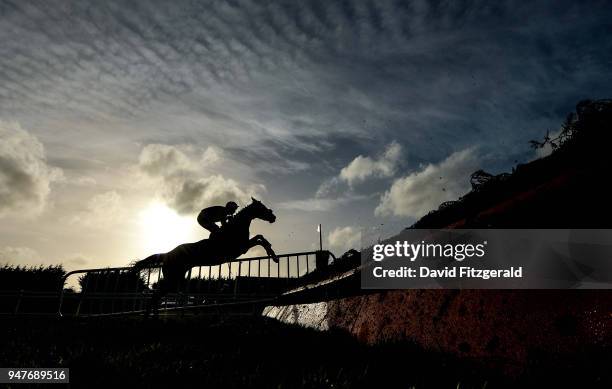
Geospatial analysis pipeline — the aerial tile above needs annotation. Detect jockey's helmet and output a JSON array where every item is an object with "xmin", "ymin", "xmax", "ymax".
[{"xmin": 225, "ymin": 201, "xmax": 238, "ymax": 213}]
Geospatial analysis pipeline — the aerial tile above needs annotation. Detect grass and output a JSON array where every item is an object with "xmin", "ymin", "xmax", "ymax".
[{"xmin": 1, "ymin": 314, "xmax": 610, "ymax": 388}]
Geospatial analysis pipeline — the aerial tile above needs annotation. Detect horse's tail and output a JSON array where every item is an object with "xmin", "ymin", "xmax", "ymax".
[{"xmin": 131, "ymin": 254, "xmax": 163, "ymax": 271}]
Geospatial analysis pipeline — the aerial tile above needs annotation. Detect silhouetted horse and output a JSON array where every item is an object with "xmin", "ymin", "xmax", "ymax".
[{"xmin": 132, "ymin": 198, "xmax": 279, "ymax": 314}]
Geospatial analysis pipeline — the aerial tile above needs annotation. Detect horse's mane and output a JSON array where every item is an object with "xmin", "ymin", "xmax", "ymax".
[
  {"xmin": 234, "ymin": 201, "xmax": 254, "ymax": 218},
  {"xmin": 226, "ymin": 201, "xmax": 256, "ymax": 227}
]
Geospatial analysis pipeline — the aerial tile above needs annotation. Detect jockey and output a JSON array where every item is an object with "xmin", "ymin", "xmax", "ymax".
[{"xmin": 197, "ymin": 201, "xmax": 239, "ymax": 237}]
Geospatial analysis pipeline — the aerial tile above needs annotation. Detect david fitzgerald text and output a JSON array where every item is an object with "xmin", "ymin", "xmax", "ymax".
[{"xmin": 372, "ymin": 266, "xmax": 523, "ymax": 280}]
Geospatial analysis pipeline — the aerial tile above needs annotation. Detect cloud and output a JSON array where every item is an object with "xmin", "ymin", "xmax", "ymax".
[
  {"xmin": 201, "ymin": 146, "xmax": 223, "ymax": 165},
  {"xmin": 327, "ymin": 226, "xmax": 361, "ymax": 254},
  {"xmin": 314, "ymin": 176, "xmax": 343, "ymax": 198},
  {"xmin": 311, "ymin": 141, "xmax": 402, "ymax": 206},
  {"xmin": 1, "ymin": 1, "xmax": 611, "ymax": 167},
  {"xmin": 71, "ymin": 191, "xmax": 124, "ymax": 228},
  {"xmin": 0, "ymin": 121, "xmax": 62, "ymax": 217},
  {"xmin": 339, "ymin": 141, "xmax": 402, "ymax": 186},
  {"xmin": 167, "ymin": 174, "xmax": 263, "ymax": 215},
  {"xmin": 64, "ymin": 253, "xmax": 89, "ymax": 266},
  {"xmin": 0, "ymin": 246, "xmax": 41, "ymax": 265},
  {"xmin": 139, "ymin": 143, "xmax": 264, "ymax": 214},
  {"xmin": 138, "ymin": 144, "xmax": 192, "ymax": 177},
  {"xmin": 73, "ymin": 176, "xmax": 98, "ymax": 186},
  {"xmin": 241, "ymin": 245, "xmax": 268, "ymax": 258},
  {"xmin": 375, "ymin": 148, "xmax": 480, "ymax": 218},
  {"xmin": 279, "ymin": 192, "xmax": 371, "ymax": 212}
]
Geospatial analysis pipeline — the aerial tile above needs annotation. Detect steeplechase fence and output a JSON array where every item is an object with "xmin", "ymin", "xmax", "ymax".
[{"xmin": 1, "ymin": 250, "xmax": 335, "ymax": 317}]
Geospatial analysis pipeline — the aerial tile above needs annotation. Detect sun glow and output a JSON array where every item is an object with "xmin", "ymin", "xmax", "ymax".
[{"xmin": 139, "ymin": 202, "xmax": 196, "ymax": 254}]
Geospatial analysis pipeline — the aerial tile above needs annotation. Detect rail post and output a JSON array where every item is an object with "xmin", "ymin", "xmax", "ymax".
[
  {"xmin": 57, "ymin": 273, "xmax": 69, "ymax": 317},
  {"xmin": 111, "ymin": 270, "xmax": 121, "ymax": 314},
  {"xmin": 297, "ymin": 255, "xmax": 300, "ymax": 278},
  {"xmin": 234, "ymin": 261, "xmax": 242, "ymax": 299},
  {"xmin": 75, "ymin": 275, "xmax": 90, "ymax": 317},
  {"xmin": 13, "ymin": 289, "xmax": 23, "ymax": 315}
]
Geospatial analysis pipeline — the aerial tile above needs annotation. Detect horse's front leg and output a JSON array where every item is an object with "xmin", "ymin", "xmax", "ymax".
[{"xmin": 249, "ymin": 235, "xmax": 279, "ymax": 263}]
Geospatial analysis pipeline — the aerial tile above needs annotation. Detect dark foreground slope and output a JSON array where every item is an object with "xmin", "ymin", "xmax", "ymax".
[{"xmin": 1, "ymin": 315, "xmax": 610, "ymax": 389}]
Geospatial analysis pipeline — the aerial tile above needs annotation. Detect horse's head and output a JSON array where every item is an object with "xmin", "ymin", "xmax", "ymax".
[{"xmin": 248, "ymin": 197, "xmax": 276, "ymax": 223}]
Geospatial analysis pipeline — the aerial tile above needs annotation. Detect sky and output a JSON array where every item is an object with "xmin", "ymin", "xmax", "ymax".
[{"xmin": 1, "ymin": 0, "xmax": 611, "ymax": 269}]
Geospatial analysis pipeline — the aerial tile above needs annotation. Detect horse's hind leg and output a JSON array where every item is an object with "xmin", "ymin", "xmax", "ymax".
[
  {"xmin": 145, "ymin": 290, "xmax": 157, "ymax": 318},
  {"xmin": 145, "ymin": 271, "xmax": 172, "ymax": 318},
  {"xmin": 155, "ymin": 265, "xmax": 187, "ymax": 313},
  {"xmin": 145, "ymin": 284, "xmax": 163, "ymax": 318}
]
